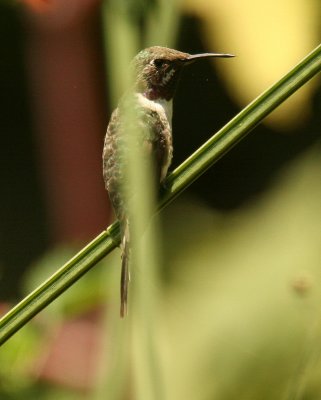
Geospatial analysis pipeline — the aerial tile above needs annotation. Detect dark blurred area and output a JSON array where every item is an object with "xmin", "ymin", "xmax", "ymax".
[
  {"xmin": 0, "ymin": 1, "xmax": 110, "ymax": 299},
  {"xmin": 0, "ymin": 4, "xmax": 48, "ymax": 297}
]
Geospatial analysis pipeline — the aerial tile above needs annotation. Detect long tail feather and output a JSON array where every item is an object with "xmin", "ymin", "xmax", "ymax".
[{"xmin": 120, "ymin": 219, "xmax": 130, "ymax": 317}]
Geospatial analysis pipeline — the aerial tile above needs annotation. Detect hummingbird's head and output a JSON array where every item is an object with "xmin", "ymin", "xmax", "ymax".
[{"xmin": 132, "ymin": 46, "xmax": 234, "ymax": 101}]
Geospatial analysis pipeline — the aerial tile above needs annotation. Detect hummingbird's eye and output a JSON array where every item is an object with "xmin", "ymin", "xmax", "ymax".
[{"xmin": 153, "ymin": 59, "xmax": 166, "ymax": 68}]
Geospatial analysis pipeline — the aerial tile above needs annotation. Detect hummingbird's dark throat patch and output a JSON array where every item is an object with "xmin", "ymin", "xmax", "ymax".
[{"xmin": 145, "ymin": 68, "xmax": 181, "ymax": 101}]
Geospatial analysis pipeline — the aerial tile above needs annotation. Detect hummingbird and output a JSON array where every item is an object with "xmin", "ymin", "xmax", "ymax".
[{"xmin": 103, "ymin": 46, "xmax": 234, "ymax": 317}]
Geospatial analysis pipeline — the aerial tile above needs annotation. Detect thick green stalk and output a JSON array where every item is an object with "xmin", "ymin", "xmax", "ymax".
[
  {"xmin": 0, "ymin": 224, "xmax": 120, "ymax": 345},
  {"xmin": 0, "ymin": 44, "xmax": 320, "ymax": 346}
]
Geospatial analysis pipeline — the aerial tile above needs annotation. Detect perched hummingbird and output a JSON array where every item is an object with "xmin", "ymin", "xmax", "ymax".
[{"xmin": 103, "ymin": 46, "xmax": 234, "ymax": 317}]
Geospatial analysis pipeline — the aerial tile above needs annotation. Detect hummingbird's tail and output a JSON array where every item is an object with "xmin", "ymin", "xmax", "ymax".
[{"xmin": 120, "ymin": 218, "xmax": 130, "ymax": 317}]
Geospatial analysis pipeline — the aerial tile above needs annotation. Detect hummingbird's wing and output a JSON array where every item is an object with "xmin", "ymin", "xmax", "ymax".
[
  {"xmin": 103, "ymin": 107, "xmax": 126, "ymax": 220},
  {"xmin": 103, "ymin": 107, "xmax": 131, "ymax": 317},
  {"xmin": 103, "ymin": 98, "xmax": 172, "ymax": 211},
  {"xmin": 140, "ymin": 107, "xmax": 173, "ymax": 184}
]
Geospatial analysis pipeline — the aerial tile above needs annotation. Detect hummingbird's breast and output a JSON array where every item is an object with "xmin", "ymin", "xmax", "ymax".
[
  {"xmin": 103, "ymin": 91, "xmax": 174, "ymax": 215},
  {"xmin": 136, "ymin": 93, "xmax": 173, "ymax": 182},
  {"xmin": 136, "ymin": 93, "xmax": 173, "ymax": 127}
]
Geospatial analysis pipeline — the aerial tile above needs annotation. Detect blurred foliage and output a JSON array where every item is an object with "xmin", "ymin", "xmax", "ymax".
[
  {"xmin": 160, "ymin": 142, "xmax": 321, "ymax": 399},
  {"xmin": 0, "ymin": 323, "xmax": 40, "ymax": 399},
  {"xmin": 0, "ymin": 245, "xmax": 115, "ymax": 399},
  {"xmin": 23, "ymin": 246, "xmax": 110, "ymax": 319},
  {"xmin": 107, "ymin": 0, "xmax": 157, "ymax": 24}
]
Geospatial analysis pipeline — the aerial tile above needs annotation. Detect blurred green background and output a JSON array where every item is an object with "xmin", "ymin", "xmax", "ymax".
[{"xmin": 0, "ymin": 0, "xmax": 321, "ymax": 399}]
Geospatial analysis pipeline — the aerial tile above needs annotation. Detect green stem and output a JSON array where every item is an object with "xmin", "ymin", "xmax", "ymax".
[
  {"xmin": 0, "ymin": 223, "xmax": 120, "ymax": 345},
  {"xmin": 0, "ymin": 44, "xmax": 320, "ymax": 346}
]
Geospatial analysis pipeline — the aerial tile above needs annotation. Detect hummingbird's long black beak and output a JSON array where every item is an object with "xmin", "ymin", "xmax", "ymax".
[{"xmin": 184, "ymin": 52, "xmax": 235, "ymax": 64}]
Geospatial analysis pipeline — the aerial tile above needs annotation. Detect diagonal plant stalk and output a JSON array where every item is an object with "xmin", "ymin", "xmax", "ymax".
[{"xmin": 0, "ymin": 43, "xmax": 320, "ymax": 346}]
